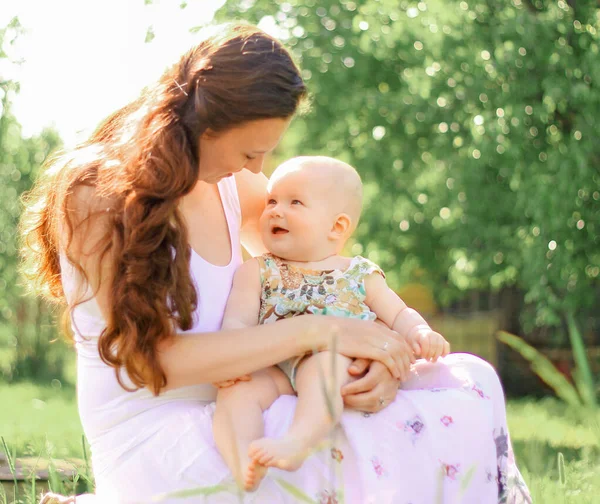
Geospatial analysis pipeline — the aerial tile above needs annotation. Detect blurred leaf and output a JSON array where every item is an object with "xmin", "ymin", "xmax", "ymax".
[
  {"xmin": 497, "ymin": 331, "xmax": 582, "ymax": 407},
  {"xmin": 566, "ymin": 312, "xmax": 597, "ymax": 407},
  {"xmin": 145, "ymin": 26, "xmax": 155, "ymax": 44}
]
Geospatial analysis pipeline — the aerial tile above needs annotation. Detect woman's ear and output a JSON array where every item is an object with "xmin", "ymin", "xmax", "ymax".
[{"xmin": 329, "ymin": 213, "xmax": 352, "ymax": 240}]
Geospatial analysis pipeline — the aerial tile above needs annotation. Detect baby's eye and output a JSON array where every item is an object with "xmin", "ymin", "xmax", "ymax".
[
  {"xmin": 267, "ymin": 198, "xmax": 277, "ymax": 205},
  {"xmin": 291, "ymin": 199, "xmax": 303, "ymax": 205}
]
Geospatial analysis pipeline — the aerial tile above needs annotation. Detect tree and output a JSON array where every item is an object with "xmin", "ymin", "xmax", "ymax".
[{"xmin": 0, "ymin": 18, "xmax": 64, "ymax": 382}]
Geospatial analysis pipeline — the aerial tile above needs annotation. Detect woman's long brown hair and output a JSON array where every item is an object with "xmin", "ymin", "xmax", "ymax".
[{"xmin": 19, "ymin": 24, "xmax": 307, "ymax": 394}]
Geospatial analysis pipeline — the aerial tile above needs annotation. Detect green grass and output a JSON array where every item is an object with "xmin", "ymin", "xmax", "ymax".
[
  {"xmin": 1, "ymin": 383, "xmax": 599, "ymax": 503},
  {"xmin": 0, "ymin": 383, "xmax": 84, "ymax": 460},
  {"xmin": 507, "ymin": 398, "xmax": 600, "ymax": 504}
]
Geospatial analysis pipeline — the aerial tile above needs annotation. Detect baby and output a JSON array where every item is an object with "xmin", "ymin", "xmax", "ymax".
[{"xmin": 212, "ymin": 156, "xmax": 450, "ymax": 491}]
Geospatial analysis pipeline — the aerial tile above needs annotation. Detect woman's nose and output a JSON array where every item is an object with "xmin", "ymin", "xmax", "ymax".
[{"xmin": 245, "ymin": 155, "xmax": 265, "ymax": 174}]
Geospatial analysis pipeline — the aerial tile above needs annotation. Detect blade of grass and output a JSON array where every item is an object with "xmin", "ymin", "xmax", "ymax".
[
  {"xmin": 31, "ymin": 471, "xmax": 36, "ymax": 504},
  {"xmin": 151, "ymin": 482, "xmax": 237, "ymax": 501},
  {"xmin": 28, "ymin": 450, "xmax": 45, "ymax": 504},
  {"xmin": 313, "ymin": 326, "xmax": 338, "ymax": 421},
  {"xmin": 274, "ymin": 478, "xmax": 318, "ymax": 503},
  {"xmin": 80, "ymin": 435, "xmax": 94, "ymax": 491},
  {"xmin": 0, "ymin": 437, "xmax": 18, "ymax": 504},
  {"xmin": 459, "ymin": 463, "xmax": 477, "ymax": 497},
  {"xmin": 48, "ymin": 457, "xmax": 62, "ymax": 494},
  {"xmin": 557, "ymin": 452, "xmax": 566, "ymax": 486},
  {"xmin": 0, "ymin": 481, "xmax": 7, "ymax": 504}
]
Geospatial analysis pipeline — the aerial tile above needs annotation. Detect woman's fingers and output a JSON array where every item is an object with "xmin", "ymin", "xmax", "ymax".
[
  {"xmin": 344, "ymin": 381, "xmax": 397, "ymax": 413},
  {"xmin": 342, "ymin": 367, "xmax": 379, "ymax": 396},
  {"xmin": 342, "ymin": 390, "xmax": 374, "ymax": 411},
  {"xmin": 343, "ymin": 387, "xmax": 383, "ymax": 412},
  {"xmin": 370, "ymin": 329, "xmax": 413, "ymax": 380},
  {"xmin": 376, "ymin": 346, "xmax": 402, "ymax": 379},
  {"xmin": 390, "ymin": 339, "xmax": 411, "ymax": 381},
  {"xmin": 391, "ymin": 338, "xmax": 413, "ymax": 381},
  {"xmin": 334, "ymin": 319, "xmax": 413, "ymax": 379},
  {"xmin": 348, "ymin": 358, "xmax": 371, "ymax": 376}
]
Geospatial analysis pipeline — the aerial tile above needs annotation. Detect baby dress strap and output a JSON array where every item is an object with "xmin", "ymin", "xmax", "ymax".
[
  {"xmin": 348, "ymin": 255, "xmax": 386, "ymax": 282},
  {"xmin": 256, "ymin": 253, "xmax": 281, "ymax": 286}
]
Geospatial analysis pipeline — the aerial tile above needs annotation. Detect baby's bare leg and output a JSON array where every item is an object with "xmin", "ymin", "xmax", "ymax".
[
  {"xmin": 213, "ymin": 366, "xmax": 293, "ymax": 491},
  {"xmin": 250, "ymin": 352, "xmax": 354, "ymax": 471}
]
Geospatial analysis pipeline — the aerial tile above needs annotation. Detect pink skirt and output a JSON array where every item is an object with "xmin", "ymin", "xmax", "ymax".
[{"xmin": 78, "ymin": 354, "xmax": 532, "ymax": 504}]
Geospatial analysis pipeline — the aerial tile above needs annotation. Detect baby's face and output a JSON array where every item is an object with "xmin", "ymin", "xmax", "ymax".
[{"xmin": 260, "ymin": 168, "xmax": 340, "ymax": 261}]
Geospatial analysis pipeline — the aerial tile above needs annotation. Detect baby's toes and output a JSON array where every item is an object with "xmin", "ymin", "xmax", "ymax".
[
  {"xmin": 248, "ymin": 441, "xmax": 263, "ymax": 459},
  {"xmin": 251, "ymin": 444, "xmax": 273, "ymax": 465}
]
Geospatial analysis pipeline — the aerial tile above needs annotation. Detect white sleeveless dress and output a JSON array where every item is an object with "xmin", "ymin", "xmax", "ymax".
[{"xmin": 60, "ymin": 176, "xmax": 531, "ymax": 504}]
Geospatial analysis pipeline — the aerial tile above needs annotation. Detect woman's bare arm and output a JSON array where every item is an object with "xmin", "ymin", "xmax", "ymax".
[{"xmin": 235, "ymin": 170, "xmax": 268, "ymax": 257}]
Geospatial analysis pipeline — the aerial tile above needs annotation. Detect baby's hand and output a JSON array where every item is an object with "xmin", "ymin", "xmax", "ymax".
[
  {"xmin": 213, "ymin": 374, "xmax": 252, "ymax": 388},
  {"xmin": 409, "ymin": 328, "xmax": 450, "ymax": 362}
]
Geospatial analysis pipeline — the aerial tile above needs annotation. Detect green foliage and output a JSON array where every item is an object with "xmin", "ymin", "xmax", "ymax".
[
  {"xmin": 0, "ymin": 20, "xmax": 64, "ymax": 384},
  {"xmin": 214, "ymin": 0, "xmax": 599, "ymax": 338}
]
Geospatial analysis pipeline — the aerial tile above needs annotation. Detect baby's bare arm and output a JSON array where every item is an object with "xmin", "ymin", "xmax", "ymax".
[
  {"xmin": 364, "ymin": 273, "xmax": 450, "ymax": 360},
  {"xmin": 215, "ymin": 259, "xmax": 262, "ymax": 387},
  {"xmin": 364, "ymin": 273, "xmax": 427, "ymax": 341},
  {"xmin": 221, "ymin": 258, "xmax": 262, "ymax": 330}
]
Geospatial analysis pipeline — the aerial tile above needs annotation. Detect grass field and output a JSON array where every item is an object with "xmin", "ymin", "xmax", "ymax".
[{"xmin": 1, "ymin": 382, "xmax": 599, "ymax": 503}]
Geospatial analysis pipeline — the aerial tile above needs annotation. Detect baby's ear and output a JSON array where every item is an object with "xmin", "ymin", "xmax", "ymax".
[{"xmin": 330, "ymin": 213, "xmax": 352, "ymax": 239}]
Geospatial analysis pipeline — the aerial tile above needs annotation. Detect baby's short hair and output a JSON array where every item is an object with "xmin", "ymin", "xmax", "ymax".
[{"xmin": 272, "ymin": 156, "xmax": 363, "ymax": 233}]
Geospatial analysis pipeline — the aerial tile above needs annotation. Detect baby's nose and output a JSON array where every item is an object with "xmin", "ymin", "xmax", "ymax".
[{"xmin": 269, "ymin": 204, "xmax": 283, "ymax": 218}]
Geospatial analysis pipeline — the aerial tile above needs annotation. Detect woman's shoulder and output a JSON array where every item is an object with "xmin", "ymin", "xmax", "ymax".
[
  {"xmin": 62, "ymin": 184, "xmax": 113, "ymax": 234},
  {"xmin": 68, "ymin": 184, "xmax": 108, "ymax": 215},
  {"xmin": 234, "ymin": 171, "xmax": 268, "ymax": 224}
]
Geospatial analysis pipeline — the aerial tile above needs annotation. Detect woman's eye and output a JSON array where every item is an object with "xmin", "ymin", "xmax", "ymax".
[
  {"xmin": 291, "ymin": 200, "xmax": 303, "ymax": 205},
  {"xmin": 245, "ymin": 154, "xmax": 256, "ymax": 160}
]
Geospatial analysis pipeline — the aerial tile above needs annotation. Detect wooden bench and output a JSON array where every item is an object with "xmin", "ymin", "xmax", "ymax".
[{"xmin": 0, "ymin": 453, "xmax": 82, "ymax": 503}]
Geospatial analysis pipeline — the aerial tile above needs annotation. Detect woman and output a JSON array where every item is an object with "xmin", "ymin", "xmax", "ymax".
[{"xmin": 22, "ymin": 24, "xmax": 531, "ymax": 504}]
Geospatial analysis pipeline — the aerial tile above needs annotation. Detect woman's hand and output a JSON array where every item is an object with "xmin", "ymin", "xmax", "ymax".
[
  {"xmin": 341, "ymin": 359, "xmax": 400, "ymax": 412},
  {"xmin": 313, "ymin": 317, "xmax": 415, "ymax": 381}
]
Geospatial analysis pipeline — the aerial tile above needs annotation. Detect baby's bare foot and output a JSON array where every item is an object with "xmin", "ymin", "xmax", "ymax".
[
  {"xmin": 249, "ymin": 437, "xmax": 311, "ymax": 472},
  {"xmin": 244, "ymin": 457, "xmax": 268, "ymax": 491}
]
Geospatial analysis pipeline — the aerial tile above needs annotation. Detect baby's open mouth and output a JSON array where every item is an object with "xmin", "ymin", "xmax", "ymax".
[{"xmin": 271, "ymin": 226, "xmax": 289, "ymax": 235}]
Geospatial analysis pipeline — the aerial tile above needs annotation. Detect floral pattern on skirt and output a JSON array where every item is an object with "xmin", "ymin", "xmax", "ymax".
[{"xmin": 75, "ymin": 354, "xmax": 531, "ymax": 504}]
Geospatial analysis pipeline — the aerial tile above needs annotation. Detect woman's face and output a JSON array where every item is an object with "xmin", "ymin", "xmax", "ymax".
[{"xmin": 198, "ymin": 117, "xmax": 292, "ymax": 183}]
